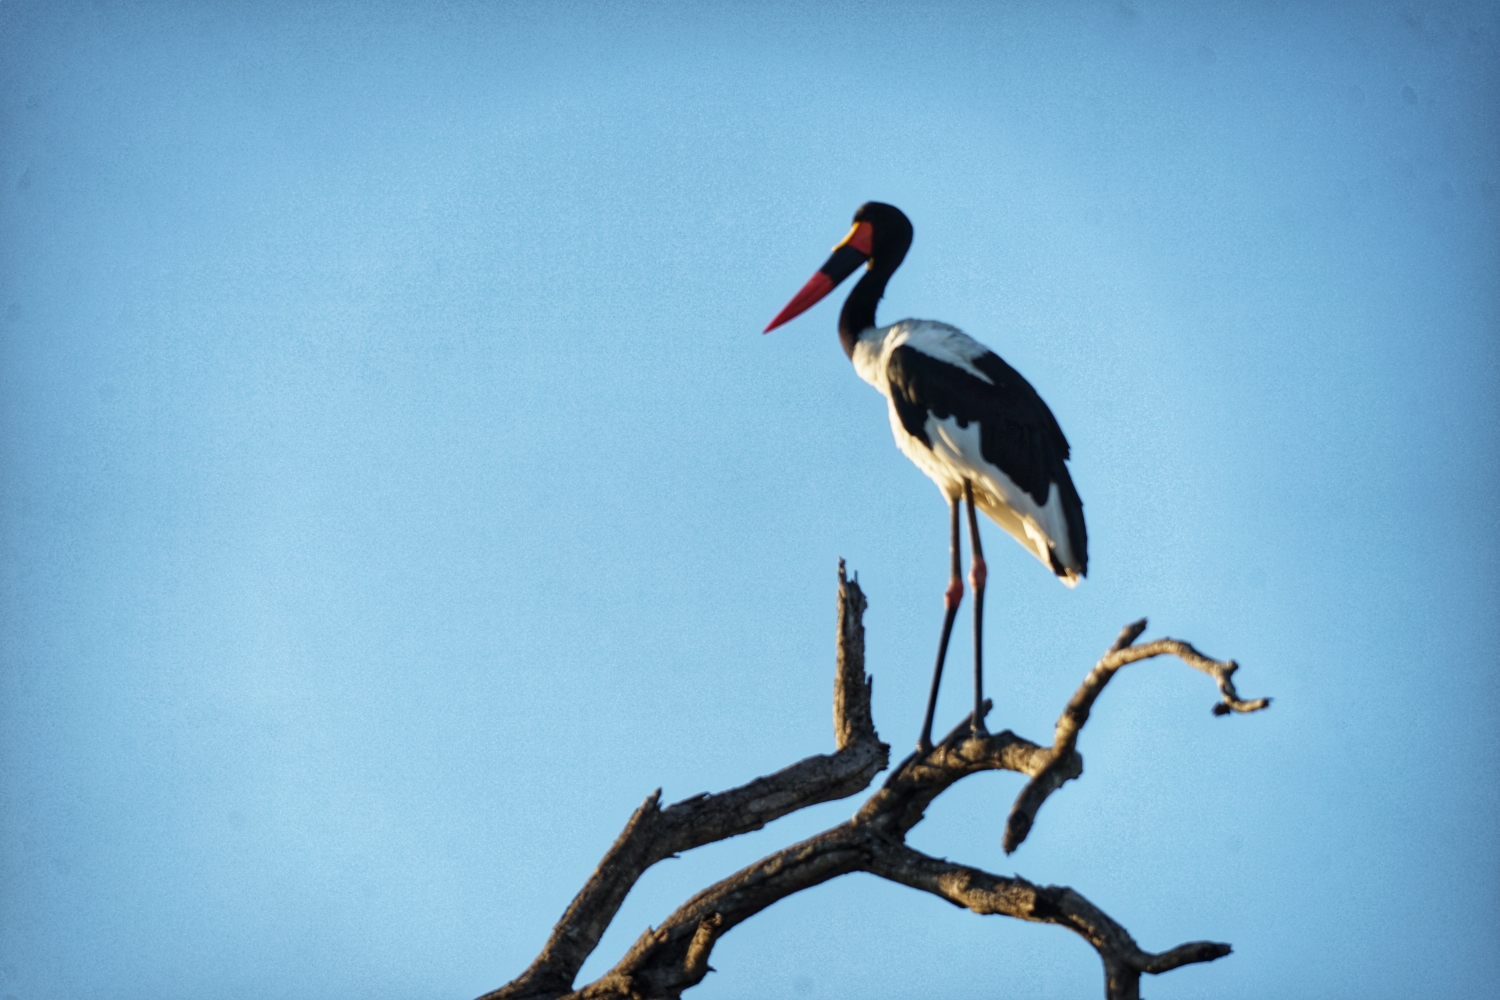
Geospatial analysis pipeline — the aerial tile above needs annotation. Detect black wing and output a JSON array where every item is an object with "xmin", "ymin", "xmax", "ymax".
[{"xmin": 886, "ymin": 344, "xmax": 1087, "ymax": 571}]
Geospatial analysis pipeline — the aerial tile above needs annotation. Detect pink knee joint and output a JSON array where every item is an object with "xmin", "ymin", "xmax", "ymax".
[{"xmin": 944, "ymin": 576, "xmax": 964, "ymax": 610}]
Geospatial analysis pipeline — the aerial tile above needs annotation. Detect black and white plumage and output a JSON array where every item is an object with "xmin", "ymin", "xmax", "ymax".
[
  {"xmin": 852, "ymin": 319, "xmax": 1086, "ymax": 585},
  {"xmin": 766, "ymin": 202, "xmax": 1087, "ymax": 585},
  {"xmin": 765, "ymin": 201, "xmax": 1087, "ymax": 752}
]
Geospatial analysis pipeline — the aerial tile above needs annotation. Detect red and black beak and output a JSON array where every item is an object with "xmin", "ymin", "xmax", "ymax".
[{"xmin": 763, "ymin": 221, "xmax": 875, "ymax": 332}]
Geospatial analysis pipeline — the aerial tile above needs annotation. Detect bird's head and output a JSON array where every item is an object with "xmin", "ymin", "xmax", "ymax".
[{"xmin": 763, "ymin": 202, "xmax": 913, "ymax": 333}]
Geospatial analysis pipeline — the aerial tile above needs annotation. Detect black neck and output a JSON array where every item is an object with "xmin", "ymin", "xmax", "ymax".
[{"xmin": 838, "ymin": 258, "xmax": 899, "ymax": 358}]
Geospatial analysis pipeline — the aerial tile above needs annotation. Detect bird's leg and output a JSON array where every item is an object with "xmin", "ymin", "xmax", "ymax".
[
  {"xmin": 918, "ymin": 494, "xmax": 964, "ymax": 755},
  {"xmin": 964, "ymin": 480, "xmax": 988, "ymax": 737}
]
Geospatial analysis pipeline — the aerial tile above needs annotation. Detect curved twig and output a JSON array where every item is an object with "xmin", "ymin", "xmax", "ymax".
[{"xmin": 1003, "ymin": 618, "xmax": 1271, "ymax": 854}]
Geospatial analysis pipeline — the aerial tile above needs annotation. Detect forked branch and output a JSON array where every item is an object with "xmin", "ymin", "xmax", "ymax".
[
  {"xmin": 484, "ymin": 561, "xmax": 888, "ymax": 1000},
  {"xmin": 483, "ymin": 566, "xmax": 1270, "ymax": 1000}
]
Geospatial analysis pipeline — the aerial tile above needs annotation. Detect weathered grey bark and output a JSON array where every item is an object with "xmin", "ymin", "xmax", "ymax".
[{"xmin": 482, "ymin": 563, "xmax": 1269, "ymax": 1000}]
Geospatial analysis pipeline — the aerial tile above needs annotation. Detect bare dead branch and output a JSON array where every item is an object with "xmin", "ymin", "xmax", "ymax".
[
  {"xmin": 1113, "ymin": 639, "xmax": 1271, "ymax": 717},
  {"xmin": 865, "ymin": 841, "xmax": 1232, "ymax": 1000},
  {"xmin": 483, "ymin": 571, "xmax": 1268, "ymax": 1000},
  {"xmin": 1003, "ymin": 618, "xmax": 1272, "ymax": 854},
  {"xmin": 559, "ymin": 764, "xmax": 1234, "ymax": 1000},
  {"xmin": 857, "ymin": 714, "xmax": 1053, "ymax": 838},
  {"xmin": 483, "ymin": 562, "xmax": 888, "ymax": 1000},
  {"xmin": 832, "ymin": 560, "xmax": 874, "ymax": 749},
  {"xmin": 572, "ymin": 826, "xmax": 871, "ymax": 1000}
]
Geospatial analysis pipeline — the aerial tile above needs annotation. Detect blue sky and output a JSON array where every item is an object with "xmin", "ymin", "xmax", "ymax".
[{"xmin": 2, "ymin": 2, "xmax": 1496, "ymax": 998}]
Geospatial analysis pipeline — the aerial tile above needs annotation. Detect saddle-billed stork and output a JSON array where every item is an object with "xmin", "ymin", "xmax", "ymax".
[{"xmin": 765, "ymin": 202, "xmax": 1087, "ymax": 754}]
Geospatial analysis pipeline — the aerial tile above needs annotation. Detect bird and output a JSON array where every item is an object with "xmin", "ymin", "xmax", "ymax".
[{"xmin": 764, "ymin": 202, "xmax": 1087, "ymax": 754}]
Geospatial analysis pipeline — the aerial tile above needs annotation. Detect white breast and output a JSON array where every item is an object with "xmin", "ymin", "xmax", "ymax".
[{"xmin": 850, "ymin": 318, "xmax": 992, "ymax": 388}]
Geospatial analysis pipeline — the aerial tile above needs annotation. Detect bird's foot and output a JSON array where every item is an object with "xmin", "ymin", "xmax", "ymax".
[
  {"xmin": 968, "ymin": 720, "xmax": 990, "ymax": 739},
  {"xmin": 915, "ymin": 736, "xmax": 933, "ymax": 756},
  {"xmin": 943, "ymin": 576, "xmax": 963, "ymax": 611},
  {"xmin": 968, "ymin": 556, "xmax": 987, "ymax": 590}
]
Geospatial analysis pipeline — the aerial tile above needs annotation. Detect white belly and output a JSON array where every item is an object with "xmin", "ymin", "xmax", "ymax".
[{"xmin": 889, "ymin": 405, "xmax": 1079, "ymax": 585}]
